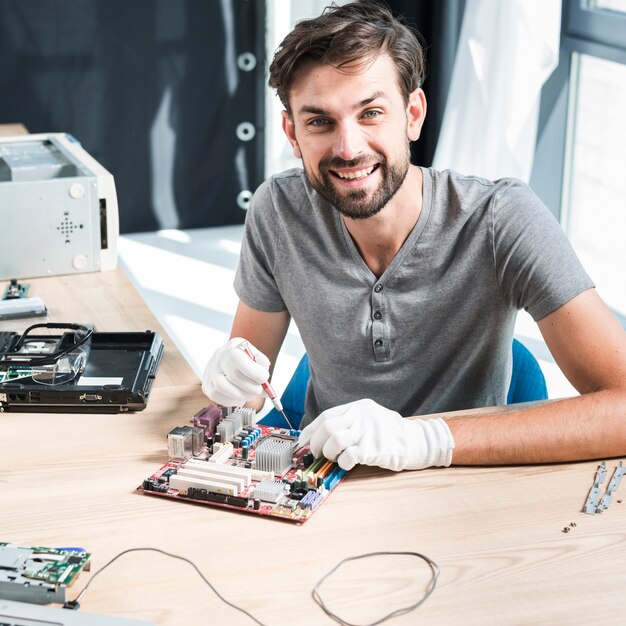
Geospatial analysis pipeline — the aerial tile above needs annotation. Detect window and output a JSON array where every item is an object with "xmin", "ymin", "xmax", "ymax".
[
  {"xmin": 558, "ymin": 0, "xmax": 626, "ymax": 321},
  {"xmin": 589, "ymin": 0, "xmax": 626, "ymax": 14},
  {"xmin": 564, "ymin": 53, "xmax": 626, "ymax": 316}
]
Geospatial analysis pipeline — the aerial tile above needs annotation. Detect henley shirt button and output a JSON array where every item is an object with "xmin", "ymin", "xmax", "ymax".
[
  {"xmin": 373, "ymin": 311, "xmax": 382, "ymax": 320},
  {"xmin": 374, "ymin": 284, "xmax": 383, "ymax": 293},
  {"xmin": 374, "ymin": 339, "xmax": 383, "ymax": 348}
]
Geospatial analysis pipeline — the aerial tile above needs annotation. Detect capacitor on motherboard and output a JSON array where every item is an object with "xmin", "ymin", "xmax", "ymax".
[{"xmin": 241, "ymin": 442, "xmax": 249, "ymax": 460}]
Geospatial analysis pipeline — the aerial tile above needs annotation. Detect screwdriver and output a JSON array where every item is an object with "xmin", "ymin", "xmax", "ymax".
[{"xmin": 239, "ymin": 341, "xmax": 294, "ymax": 430}]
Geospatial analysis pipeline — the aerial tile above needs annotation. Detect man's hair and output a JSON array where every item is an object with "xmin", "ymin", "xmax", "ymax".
[{"xmin": 268, "ymin": 0, "xmax": 427, "ymax": 113}]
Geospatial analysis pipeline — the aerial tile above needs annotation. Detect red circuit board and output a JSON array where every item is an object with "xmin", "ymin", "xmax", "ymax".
[{"xmin": 138, "ymin": 424, "xmax": 347, "ymax": 523}]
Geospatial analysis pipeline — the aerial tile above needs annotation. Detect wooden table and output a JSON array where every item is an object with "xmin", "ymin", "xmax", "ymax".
[
  {"xmin": 2, "ymin": 273, "xmax": 625, "ymax": 624},
  {"xmin": 0, "ymin": 123, "xmax": 28, "ymax": 136}
]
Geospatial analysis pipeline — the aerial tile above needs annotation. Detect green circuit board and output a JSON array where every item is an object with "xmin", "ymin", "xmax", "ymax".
[
  {"xmin": 0, "ymin": 369, "xmax": 33, "ymax": 383},
  {"xmin": 0, "ymin": 542, "xmax": 91, "ymax": 604}
]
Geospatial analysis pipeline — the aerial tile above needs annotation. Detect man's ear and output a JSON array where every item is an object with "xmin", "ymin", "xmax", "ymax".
[
  {"xmin": 406, "ymin": 88, "xmax": 427, "ymax": 142},
  {"xmin": 282, "ymin": 111, "xmax": 302, "ymax": 159}
]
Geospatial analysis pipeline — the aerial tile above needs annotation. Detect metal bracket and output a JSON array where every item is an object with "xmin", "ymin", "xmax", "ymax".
[
  {"xmin": 596, "ymin": 461, "xmax": 624, "ymax": 513},
  {"xmin": 583, "ymin": 461, "xmax": 607, "ymax": 514}
]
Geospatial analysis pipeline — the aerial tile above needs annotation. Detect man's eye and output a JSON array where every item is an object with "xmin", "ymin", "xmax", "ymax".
[
  {"xmin": 362, "ymin": 110, "xmax": 382, "ymax": 119},
  {"xmin": 308, "ymin": 118, "xmax": 331, "ymax": 127}
]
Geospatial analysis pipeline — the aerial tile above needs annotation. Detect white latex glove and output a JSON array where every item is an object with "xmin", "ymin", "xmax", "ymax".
[
  {"xmin": 298, "ymin": 398, "xmax": 455, "ymax": 471},
  {"xmin": 202, "ymin": 337, "xmax": 270, "ymax": 407}
]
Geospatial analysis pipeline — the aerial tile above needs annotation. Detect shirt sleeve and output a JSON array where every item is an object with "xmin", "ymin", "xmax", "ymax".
[
  {"xmin": 234, "ymin": 180, "xmax": 288, "ymax": 312},
  {"xmin": 493, "ymin": 179, "xmax": 595, "ymax": 321}
]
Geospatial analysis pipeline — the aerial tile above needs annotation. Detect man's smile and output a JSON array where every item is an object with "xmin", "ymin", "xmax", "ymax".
[{"xmin": 328, "ymin": 163, "xmax": 380, "ymax": 183}]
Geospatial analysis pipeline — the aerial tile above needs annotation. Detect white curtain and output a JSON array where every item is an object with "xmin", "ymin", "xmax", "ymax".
[{"xmin": 432, "ymin": 0, "xmax": 561, "ymax": 182}]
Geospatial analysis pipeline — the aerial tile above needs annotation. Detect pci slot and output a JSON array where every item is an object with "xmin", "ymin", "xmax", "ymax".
[
  {"xmin": 183, "ymin": 458, "xmax": 274, "ymax": 482},
  {"xmin": 176, "ymin": 468, "xmax": 246, "ymax": 493},
  {"xmin": 169, "ymin": 474, "xmax": 238, "ymax": 496},
  {"xmin": 183, "ymin": 458, "xmax": 253, "ymax": 486}
]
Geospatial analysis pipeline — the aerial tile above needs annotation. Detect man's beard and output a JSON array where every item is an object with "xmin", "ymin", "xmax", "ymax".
[{"xmin": 303, "ymin": 147, "xmax": 410, "ymax": 220}]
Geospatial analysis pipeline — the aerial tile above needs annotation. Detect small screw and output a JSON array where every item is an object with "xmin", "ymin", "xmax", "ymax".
[
  {"xmin": 562, "ymin": 527, "xmax": 571, "ymax": 533},
  {"xmin": 570, "ymin": 522, "xmax": 577, "ymax": 527}
]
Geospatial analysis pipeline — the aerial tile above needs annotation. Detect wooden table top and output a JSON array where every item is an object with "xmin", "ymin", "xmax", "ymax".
[
  {"xmin": 1, "ymin": 231, "xmax": 624, "ymax": 626},
  {"xmin": 0, "ymin": 123, "xmax": 28, "ymax": 136}
]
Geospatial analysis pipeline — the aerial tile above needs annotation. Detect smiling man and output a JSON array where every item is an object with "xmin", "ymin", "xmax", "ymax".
[{"xmin": 202, "ymin": 1, "xmax": 626, "ymax": 472}]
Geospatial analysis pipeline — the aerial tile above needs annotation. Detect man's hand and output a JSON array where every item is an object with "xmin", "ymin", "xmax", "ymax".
[
  {"xmin": 298, "ymin": 399, "xmax": 455, "ymax": 471},
  {"xmin": 202, "ymin": 337, "xmax": 270, "ymax": 407}
]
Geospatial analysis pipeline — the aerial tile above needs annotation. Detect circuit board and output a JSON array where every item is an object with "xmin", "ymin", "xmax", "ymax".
[
  {"xmin": 0, "ymin": 369, "xmax": 32, "ymax": 383},
  {"xmin": 138, "ymin": 406, "xmax": 348, "ymax": 523},
  {"xmin": 2, "ymin": 280, "xmax": 29, "ymax": 300},
  {"xmin": 0, "ymin": 542, "xmax": 91, "ymax": 604}
]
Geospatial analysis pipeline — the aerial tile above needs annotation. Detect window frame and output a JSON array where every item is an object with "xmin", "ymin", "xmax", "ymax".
[
  {"xmin": 530, "ymin": 0, "xmax": 626, "ymax": 325},
  {"xmin": 565, "ymin": 0, "xmax": 626, "ymax": 55}
]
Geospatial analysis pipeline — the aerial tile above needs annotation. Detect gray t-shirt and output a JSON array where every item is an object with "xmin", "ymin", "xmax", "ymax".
[{"xmin": 234, "ymin": 167, "xmax": 593, "ymax": 427}]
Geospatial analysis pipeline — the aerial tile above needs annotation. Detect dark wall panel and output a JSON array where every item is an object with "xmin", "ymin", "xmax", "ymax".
[
  {"xmin": 0, "ymin": 0, "xmax": 265, "ymax": 233},
  {"xmin": 386, "ymin": 0, "xmax": 466, "ymax": 167}
]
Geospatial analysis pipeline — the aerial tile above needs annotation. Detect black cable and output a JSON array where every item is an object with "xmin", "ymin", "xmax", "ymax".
[
  {"xmin": 71, "ymin": 547, "xmax": 439, "ymax": 626},
  {"xmin": 71, "ymin": 547, "xmax": 268, "ymax": 626},
  {"xmin": 312, "ymin": 551, "xmax": 440, "ymax": 626}
]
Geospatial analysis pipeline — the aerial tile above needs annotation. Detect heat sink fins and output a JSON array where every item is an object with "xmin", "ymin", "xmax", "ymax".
[
  {"xmin": 254, "ymin": 480, "xmax": 285, "ymax": 503},
  {"xmin": 232, "ymin": 407, "xmax": 256, "ymax": 427},
  {"xmin": 255, "ymin": 438, "xmax": 293, "ymax": 475}
]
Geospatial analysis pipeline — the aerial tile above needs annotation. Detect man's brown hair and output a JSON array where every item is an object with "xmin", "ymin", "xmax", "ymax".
[{"xmin": 268, "ymin": 0, "xmax": 427, "ymax": 113}]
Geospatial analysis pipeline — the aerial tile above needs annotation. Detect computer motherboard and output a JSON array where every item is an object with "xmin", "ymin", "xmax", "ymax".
[
  {"xmin": 0, "ymin": 542, "xmax": 91, "ymax": 604},
  {"xmin": 138, "ymin": 406, "xmax": 348, "ymax": 523}
]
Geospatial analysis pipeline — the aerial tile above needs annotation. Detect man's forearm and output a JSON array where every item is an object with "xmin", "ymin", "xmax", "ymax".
[{"xmin": 444, "ymin": 389, "xmax": 626, "ymax": 465}]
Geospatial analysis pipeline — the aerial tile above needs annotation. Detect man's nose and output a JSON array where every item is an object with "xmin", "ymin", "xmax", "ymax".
[{"xmin": 333, "ymin": 122, "xmax": 364, "ymax": 161}]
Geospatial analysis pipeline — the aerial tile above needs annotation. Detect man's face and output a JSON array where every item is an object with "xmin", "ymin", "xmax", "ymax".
[{"xmin": 282, "ymin": 54, "xmax": 425, "ymax": 220}]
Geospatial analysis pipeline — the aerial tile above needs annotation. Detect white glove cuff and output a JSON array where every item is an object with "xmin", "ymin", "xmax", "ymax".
[{"xmin": 423, "ymin": 418, "xmax": 455, "ymax": 467}]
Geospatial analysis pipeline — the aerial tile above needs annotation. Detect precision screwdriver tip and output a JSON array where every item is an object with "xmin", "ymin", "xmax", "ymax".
[{"xmin": 280, "ymin": 409, "xmax": 294, "ymax": 431}]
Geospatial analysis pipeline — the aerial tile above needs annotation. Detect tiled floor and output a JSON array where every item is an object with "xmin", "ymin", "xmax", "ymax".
[{"xmin": 119, "ymin": 225, "xmax": 578, "ymax": 413}]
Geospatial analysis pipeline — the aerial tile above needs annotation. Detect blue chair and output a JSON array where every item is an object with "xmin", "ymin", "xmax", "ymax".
[
  {"xmin": 259, "ymin": 338, "xmax": 548, "ymax": 429},
  {"xmin": 507, "ymin": 339, "xmax": 548, "ymax": 404}
]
